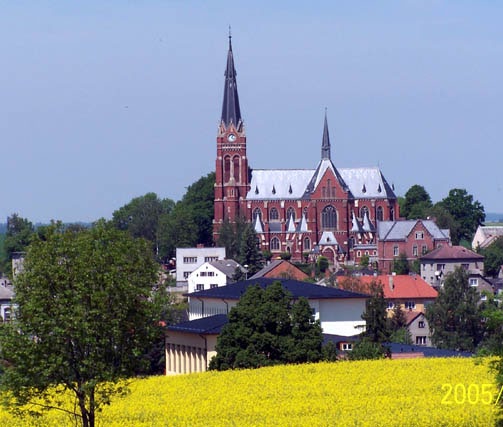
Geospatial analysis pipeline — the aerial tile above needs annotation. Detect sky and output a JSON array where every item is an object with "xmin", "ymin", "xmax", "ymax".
[{"xmin": 1, "ymin": 1, "xmax": 502, "ymax": 223}]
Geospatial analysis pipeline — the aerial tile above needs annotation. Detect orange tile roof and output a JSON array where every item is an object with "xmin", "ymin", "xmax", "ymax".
[{"xmin": 358, "ymin": 275, "xmax": 438, "ymax": 299}]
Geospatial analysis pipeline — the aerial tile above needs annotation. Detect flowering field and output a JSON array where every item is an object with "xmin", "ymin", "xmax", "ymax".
[{"xmin": 0, "ymin": 357, "xmax": 499, "ymax": 426}]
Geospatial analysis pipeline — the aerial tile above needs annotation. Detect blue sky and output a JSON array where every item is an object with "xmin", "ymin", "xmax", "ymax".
[{"xmin": 1, "ymin": 1, "xmax": 502, "ymax": 222}]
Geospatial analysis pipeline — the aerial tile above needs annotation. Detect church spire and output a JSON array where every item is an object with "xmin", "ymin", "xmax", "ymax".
[
  {"xmin": 321, "ymin": 109, "xmax": 331, "ymax": 160},
  {"xmin": 221, "ymin": 30, "xmax": 242, "ymax": 130}
]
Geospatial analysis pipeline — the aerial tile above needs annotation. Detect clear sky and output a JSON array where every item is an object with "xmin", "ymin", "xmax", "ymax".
[{"xmin": 1, "ymin": 1, "xmax": 502, "ymax": 223}]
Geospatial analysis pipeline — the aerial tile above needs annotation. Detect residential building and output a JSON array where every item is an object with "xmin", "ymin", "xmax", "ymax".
[
  {"xmin": 472, "ymin": 225, "xmax": 503, "ymax": 250},
  {"xmin": 213, "ymin": 36, "xmax": 400, "ymax": 266},
  {"xmin": 249, "ymin": 259, "xmax": 309, "ymax": 281},
  {"xmin": 166, "ymin": 278, "xmax": 368, "ymax": 374},
  {"xmin": 187, "ymin": 259, "xmax": 246, "ymax": 293},
  {"xmin": 0, "ymin": 277, "xmax": 14, "ymax": 322},
  {"xmin": 175, "ymin": 247, "xmax": 226, "ymax": 285},
  {"xmin": 376, "ymin": 220, "xmax": 451, "ymax": 273},
  {"xmin": 420, "ymin": 245, "xmax": 484, "ymax": 288}
]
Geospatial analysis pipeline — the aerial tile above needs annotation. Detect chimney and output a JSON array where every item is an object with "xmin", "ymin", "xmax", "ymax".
[{"xmin": 389, "ymin": 275, "xmax": 394, "ymax": 291}]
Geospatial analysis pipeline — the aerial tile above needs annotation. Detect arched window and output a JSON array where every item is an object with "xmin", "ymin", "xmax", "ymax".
[
  {"xmin": 269, "ymin": 207, "xmax": 279, "ymax": 221},
  {"xmin": 286, "ymin": 207, "xmax": 295, "ymax": 221},
  {"xmin": 253, "ymin": 208, "xmax": 262, "ymax": 221},
  {"xmin": 321, "ymin": 205, "xmax": 337, "ymax": 229},
  {"xmin": 223, "ymin": 155, "xmax": 231, "ymax": 182},
  {"xmin": 303, "ymin": 237, "xmax": 311, "ymax": 250},
  {"xmin": 270, "ymin": 237, "xmax": 280, "ymax": 251},
  {"xmin": 233, "ymin": 155, "xmax": 240, "ymax": 182},
  {"xmin": 376, "ymin": 206, "xmax": 384, "ymax": 221},
  {"xmin": 390, "ymin": 207, "xmax": 395, "ymax": 221},
  {"xmin": 349, "ymin": 236, "xmax": 355, "ymax": 249},
  {"xmin": 360, "ymin": 206, "xmax": 369, "ymax": 219},
  {"xmin": 303, "ymin": 208, "xmax": 308, "ymax": 220}
]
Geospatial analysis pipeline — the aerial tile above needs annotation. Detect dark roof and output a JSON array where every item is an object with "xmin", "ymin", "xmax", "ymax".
[
  {"xmin": 167, "ymin": 314, "xmax": 228, "ymax": 335},
  {"xmin": 420, "ymin": 245, "xmax": 483, "ymax": 261},
  {"xmin": 385, "ymin": 342, "xmax": 472, "ymax": 358},
  {"xmin": 321, "ymin": 110, "xmax": 331, "ymax": 160},
  {"xmin": 186, "ymin": 277, "xmax": 369, "ymax": 300},
  {"xmin": 221, "ymin": 35, "xmax": 242, "ymax": 129},
  {"xmin": 323, "ymin": 333, "xmax": 360, "ymax": 344}
]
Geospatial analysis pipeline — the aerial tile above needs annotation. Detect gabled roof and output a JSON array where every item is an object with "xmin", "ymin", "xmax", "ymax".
[
  {"xmin": 358, "ymin": 275, "xmax": 438, "ymax": 299},
  {"xmin": 420, "ymin": 245, "xmax": 484, "ymax": 261},
  {"xmin": 318, "ymin": 231, "xmax": 340, "ymax": 247},
  {"xmin": 186, "ymin": 277, "xmax": 369, "ymax": 300},
  {"xmin": 249, "ymin": 260, "xmax": 308, "ymax": 280},
  {"xmin": 168, "ymin": 314, "xmax": 228, "ymax": 334},
  {"xmin": 377, "ymin": 220, "xmax": 450, "ymax": 241},
  {"xmin": 404, "ymin": 311, "xmax": 424, "ymax": 325},
  {"xmin": 208, "ymin": 259, "xmax": 246, "ymax": 278},
  {"xmin": 338, "ymin": 167, "xmax": 396, "ymax": 199}
]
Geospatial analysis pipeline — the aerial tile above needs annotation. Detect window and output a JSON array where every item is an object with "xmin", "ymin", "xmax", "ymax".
[
  {"xmin": 208, "ymin": 271, "xmax": 215, "ymax": 277},
  {"xmin": 253, "ymin": 208, "xmax": 262, "ymax": 221},
  {"xmin": 233, "ymin": 155, "xmax": 240, "ymax": 182},
  {"xmin": 210, "ymin": 284, "xmax": 218, "ymax": 289},
  {"xmin": 196, "ymin": 284, "xmax": 204, "ymax": 291},
  {"xmin": 183, "ymin": 257, "xmax": 197, "ymax": 264},
  {"xmin": 303, "ymin": 237, "xmax": 311, "ymax": 250},
  {"xmin": 418, "ymin": 321, "xmax": 425, "ymax": 328},
  {"xmin": 461, "ymin": 263, "xmax": 469, "ymax": 270},
  {"xmin": 390, "ymin": 207, "xmax": 395, "ymax": 221},
  {"xmin": 416, "ymin": 336, "xmax": 427, "ymax": 346},
  {"xmin": 357, "ymin": 251, "xmax": 361, "ymax": 257},
  {"xmin": 405, "ymin": 301, "xmax": 416, "ymax": 310},
  {"xmin": 205, "ymin": 256, "xmax": 218, "ymax": 262},
  {"xmin": 387, "ymin": 302, "xmax": 394, "ymax": 310},
  {"xmin": 376, "ymin": 206, "xmax": 384, "ymax": 221},
  {"xmin": 415, "ymin": 231, "xmax": 424, "ymax": 240},
  {"xmin": 200, "ymin": 272, "xmax": 207, "ymax": 277},
  {"xmin": 341, "ymin": 343, "xmax": 353, "ymax": 351},
  {"xmin": 270, "ymin": 237, "xmax": 280, "ymax": 251},
  {"xmin": 422, "ymin": 245, "xmax": 428, "ymax": 255},
  {"xmin": 3, "ymin": 308, "xmax": 11, "ymax": 322},
  {"xmin": 437, "ymin": 263, "xmax": 445, "ymax": 271},
  {"xmin": 269, "ymin": 207, "xmax": 279, "ymax": 221},
  {"xmin": 393, "ymin": 246, "xmax": 399, "ymax": 257},
  {"xmin": 412, "ymin": 245, "xmax": 418, "ymax": 256},
  {"xmin": 360, "ymin": 206, "xmax": 369, "ymax": 219},
  {"xmin": 321, "ymin": 205, "xmax": 337, "ymax": 229},
  {"xmin": 223, "ymin": 155, "xmax": 231, "ymax": 182},
  {"xmin": 469, "ymin": 278, "xmax": 478, "ymax": 287},
  {"xmin": 183, "ymin": 271, "xmax": 191, "ymax": 279},
  {"xmin": 286, "ymin": 207, "xmax": 296, "ymax": 221}
]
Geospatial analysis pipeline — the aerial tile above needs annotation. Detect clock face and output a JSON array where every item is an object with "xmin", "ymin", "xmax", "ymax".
[{"xmin": 227, "ymin": 133, "xmax": 237, "ymax": 142}]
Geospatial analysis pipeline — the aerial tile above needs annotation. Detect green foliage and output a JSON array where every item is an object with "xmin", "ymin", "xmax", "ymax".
[
  {"xmin": 389, "ymin": 328, "xmax": 413, "ymax": 345},
  {"xmin": 438, "ymin": 188, "xmax": 485, "ymax": 245},
  {"xmin": 217, "ymin": 216, "xmax": 248, "ymax": 260},
  {"xmin": 280, "ymin": 252, "xmax": 292, "ymax": 261},
  {"xmin": 322, "ymin": 341, "xmax": 339, "ymax": 362},
  {"xmin": 346, "ymin": 338, "xmax": 387, "ymax": 360},
  {"xmin": 317, "ymin": 256, "xmax": 329, "ymax": 273},
  {"xmin": 361, "ymin": 281, "xmax": 390, "ymax": 343},
  {"xmin": 480, "ymin": 236, "xmax": 503, "ymax": 277},
  {"xmin": 478, "ymin": 292, "xmax": 503, "ymax": 354},
  {"xmin": 401, "ymin": 185, "xmax": 432, "ymax": 219},
  {"xmin": 1, "ymin": 214, "xmax": 35, "ymax": 276},
  {"xmin": 392, "ymin": 253, "xmax": 410, "ymax": 275},
  {"xmin": 0, "ymin": 221, "xmax": 166, "ymax": 427},
  {"xmin": 209, "ymin": 282, "xmax": 323, "ymax": 370},
  {"xmin": 425, "ymin": 267, "xmax": 484, "ymax": 351},
  {"xmin": 359, "ymin": 254, "xmax": 370, "ymax": 268},
  {"xmin": 157, "ymin": 203, "xmax": 198, "ymax": 258},
  {"xmin": 238, "ymin": 224, "xmax": 263, "ymax": 275}
]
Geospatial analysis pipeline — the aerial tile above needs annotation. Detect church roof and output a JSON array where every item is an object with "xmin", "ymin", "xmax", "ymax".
[
  {"xmin": 338, "ymin": 167, "xmax": 395, "ymax": 199},
  {"xmin": 221, "ymin": 35, "xmax": 242, "ymax": 130}
]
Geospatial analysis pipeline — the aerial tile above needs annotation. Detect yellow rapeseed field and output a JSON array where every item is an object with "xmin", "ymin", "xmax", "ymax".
[{"xmin": 0, "ymin": 357, "xmax": 499, "ymax": 426}]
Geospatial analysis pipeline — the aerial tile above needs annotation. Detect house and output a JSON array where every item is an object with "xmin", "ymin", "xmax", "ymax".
[
  {"xmin": 212, "ymin": 36, "xmax": 400, "ymax": 265},
  {"xmin": 187, "ymin": 259, "xmax": 247, "ymax": 293},
  {"xmin": 249, "ymin": 259, "xmax": 309, "ymax": 281},
  {"xmin": 0, "ymin": 278, "xmax": 14, "ymax": 322},
  {"xmin": 357, "ymin": 274, "xmax": 438, "ymax": 347},
  {"xmin": 376, "ymin": 220, "xmax": 451, "ymax": 273},
  {"xmin": 175, "ymin": 247, "xmax": 226, "ymax": 286},
  {"xmin": 419, "ymin": 245, "xmax": 484, "ymax": 288},
  {"xmin": 165, "ymin": 278, "xmax": 368, "ymax": 374},
  {"xmin": 472, "ymin": 225, "xmax": 503, "ymax": 250}
]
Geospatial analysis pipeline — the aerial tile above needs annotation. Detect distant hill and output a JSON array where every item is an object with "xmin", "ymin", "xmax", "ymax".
[{"xmin": 485, "ymin": 213, "xmax": 503, "ymax": 223}]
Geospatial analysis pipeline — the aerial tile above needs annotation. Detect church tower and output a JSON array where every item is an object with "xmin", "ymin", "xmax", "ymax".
[{"xmin": 214, "ymin": 35, "xmax": 249, "ymax": 241}]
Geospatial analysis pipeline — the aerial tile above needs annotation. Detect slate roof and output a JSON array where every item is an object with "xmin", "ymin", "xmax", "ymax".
[
  {"xmin": 221, "ymin": 36, "xmax": 242, "ymax": 129},
  {"xmin": 185, "ymin": 277, "xmax": 369, "ymax": 300},
  {"xmin": 338, "ymin": 167, "xmax": 395, "ymax": 199},
  {"xmin": 358, "ymin": 275, "xmax": 438, "ymax": 299},
  {"xmin": 420, "ymin": 245, "xmax": 484, "ymax": 261},
  {"xmin": 249, "ymin": 259, "xmax": 282, "ymax": 279},
  {"xmin": 377, "ymin": 220, "xmax": 450, "ymax": 241},
  {"xmin": 209, "ymin": 259, "xmax": 246, "ymax": 278},
  {"xmin": 168, "ymin": 314, "xmax": 228, "ymax": 335}
]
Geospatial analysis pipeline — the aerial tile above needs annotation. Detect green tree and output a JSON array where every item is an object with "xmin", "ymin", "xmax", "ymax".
[
  {"xmin": 361, "ymin": 281, "xmax": 390, "ymax": 343},
  {"xmin": 392, "ymin": 253, "xmax": 410, "ymax": 275},
  {"xmin": 439, "ymin": 188, "xmax": 485, "ymax": 245},
  {"xmin": 401, "ymin": 185, "xmax": 432, "ymax": 219},
  {"xmin": 425, "ymin": 267, "xmax": 484, "ymax": 351},
  {"xmin": 216, "ymin": 216, "xmax": 248, "ymax": 260},
  {"xmin": 157, "ymin": 204, "xmax": 198, "ymax": 259},
  {"xmin": 209, "ymin": 282, "xmax": 322, "ymax": 370},
  {"xmin": 0, "ymin": 221, "xmax": 165, "ymax": 427},
  {"xmin": 1, "ymin": 214, "xmax": 34, "ymax": 275},
  {"xmin": 480, "ymin": 237, "xmax": 503, "ymax": 277},
  {"xmin": 388, "ymin": 304, "xmax": 412, "ymax": 345},
  {"xmin": 238, "ymin": 224, "xmax": 263, "ymax": 275},
  {"xmin": 347, "ymin": 338, "xmax": 387, "ymax": 360}
]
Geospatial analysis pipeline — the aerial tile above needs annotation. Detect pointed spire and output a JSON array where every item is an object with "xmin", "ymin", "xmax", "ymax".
[
  {"xmin": 221, "ymin": 30, "xmax": 242, "ymax": 129},
  {"xmin": 321, "ymin": 108, "xmax": 331, "ymax": 160}
]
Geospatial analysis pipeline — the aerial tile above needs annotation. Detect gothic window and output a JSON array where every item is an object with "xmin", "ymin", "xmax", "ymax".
[
  {"xmin": 253, "ymin": 208, "xmax": 262, "ymax": 221},
  {"xmin": 321, "ymin": 205, "xmax": 337, "ymax": 229},
  {"xmin": 360, "ymin": 206, "xmax": 369, "ymax": 219},
  {"xmin": 390, "ymin": 207, "xmax": 395, "ymax": 221},
  {"xmin": 223, "ymin": 155, "xmax": 231, "ymax": 182},
  {"xmin": 303, "ymin": 208, "xmax": 308, "ymax": 220},
  {"xmin": 303, "ymin": 237, "xmax": 311, "ymax": 250},
  {"xmin": 269, "ymin": 207, "xmax": 279, "ymax": 221},
  {"xmin": 286, "ymin": 207, "xmax": 295, "ymax": 221},
  {"xmin": 349, "ymin": 236, "xmax": 355, "ymax": 249},
  {"xmin": 233, "ymin": 155, "xmax": 240, "ymax": 182},
  {"xmin": 376, "ymin": 206, "xmax": 384, "ymax": 221},
  {"xmin": 270, "ymin": 237, "xmax": 280, "ymax": 251}
]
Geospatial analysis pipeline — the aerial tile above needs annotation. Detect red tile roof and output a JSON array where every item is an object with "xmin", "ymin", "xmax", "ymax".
[
  {"xmin": 358, "ymin": 275, "xmax": 438, "ymax": 299},
  {"xmin": 420, "ymin": 245, "xmax": 483, "ymax": 261}
]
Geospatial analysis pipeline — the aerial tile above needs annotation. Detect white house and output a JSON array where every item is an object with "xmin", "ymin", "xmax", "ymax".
[
  {"xmin": 187, "ymin": 259, "xmax": 247, "ymax": 293},
  {"xmin": 472, "ymin": 225, "xmax": 503, "ymax": 250},
  {"xmin": 175, "ymin": 247, "xmax": 226, "ymax": 285}
]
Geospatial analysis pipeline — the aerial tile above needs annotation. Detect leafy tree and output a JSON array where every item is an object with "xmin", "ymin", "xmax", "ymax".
[
  {"xmin": 0, "ymin": 221, "xmax": 166, "ymax": 427},
  {"xmin": 1, "ymin": 214, "xmax": 34, "ymax": 275},
  {"xmin": 238, "ymin": 224, "xmax": 263, "ymax": 275},
  {"xmin": 425, "ymin": 267, "xmax": 484, "ymax": 351},
  {"xmin": 216, "ymin": 216, "xmax": 248, "ymax": 260},
  {"xmin": 209, "ymin": 282, "xmax": 322, "ymax": 370},
  {"xmin": 478, "ymin": 292, "xmax": 503, "ymax": 354},
  {"xmin": 317, "ymin": 256, "xmax": 329, "ymax": 274},
  {"xmin": 346, "ymin": 338, "xmax": 387, "ymax": 360},
  {"xmin": 359, "ymin": 254, "xmax": 370, "ymax": 268},
  {"xmin": 157, "ymin": 204, "xmax": 198, "ymax": 259},
  {"xmin": 388, "ymin": 304, "xmax": 412, "ymax": 345},
  {"xmin": 480, "ymin": 237, "xmax": 503, "ymax": 277},
  {"xmin": 401, "ymin": 185, "xmax": 432, "ymax": 219},
  {"xmin": 361, "ymin": 281, "xmax": 390, "ymax": 343},
  {"xmin": 392, "ymin": 253, "xmax": 409, "ymax": 275},
  {"xmin": 439, "ymin": 188, "xmax": 485, "ymax": 245}
]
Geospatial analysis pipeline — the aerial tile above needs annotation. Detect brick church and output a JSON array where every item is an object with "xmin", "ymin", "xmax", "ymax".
[{"xmin": 213, "ymin": 36, "xmax": 401, "ymax": 267}]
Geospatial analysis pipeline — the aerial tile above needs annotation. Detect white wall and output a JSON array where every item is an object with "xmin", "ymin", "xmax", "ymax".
[{"xmin": 175, "ymin": 247, "xmax": 226, "ymax": 283}]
